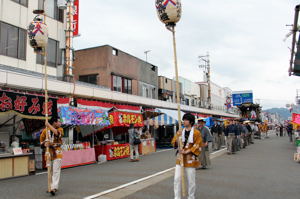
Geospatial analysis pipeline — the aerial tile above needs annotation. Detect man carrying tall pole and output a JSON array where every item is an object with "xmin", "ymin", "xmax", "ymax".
[
  {"xmin": 155, "ymin": 1, "xmax": 203, "ymax": 198},
  {"xmin": 28, "ymin": 7, "xmax": 64, "ymax": 196}
]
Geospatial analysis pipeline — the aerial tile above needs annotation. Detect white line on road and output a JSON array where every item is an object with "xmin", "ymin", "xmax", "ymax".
[
  {"xmin": 155, "ymin": 148, "xmax": 173, "ymax": 153},
  {"xmin": 83, "ymin": 167, "xmax": 175, "ymax": 199},
  {"xmin": 84, "ymin": 148, "xmax": 227, "ymax": 199}
]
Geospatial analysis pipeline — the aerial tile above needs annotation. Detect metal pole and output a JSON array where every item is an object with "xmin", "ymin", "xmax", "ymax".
[
  {"xmin": 289, "ymin": 5, "xmax": 300, "ymax": 76},
  {"xmin": 65, "ymin": 0, "xmax": 74, "ymax": 82},
  {"xmin": 207, "ymin": 52, "xmax": 212, "ymax": 109},
  {"xmin": 170, "ymin": 25, "xmax": 186, "ymax": 197}
]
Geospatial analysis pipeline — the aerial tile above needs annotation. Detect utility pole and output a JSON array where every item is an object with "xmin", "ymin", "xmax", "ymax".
[
  {"xmin": 199, "ymin": 52, "xmax": 211, "ymax": 109},
  {"xmin": 64, "ymin": 0, "xmax": 75, "ymax": 82},
  {"xmin": 144, "ymin": 50, "xmax": 151, "ymax": 62}
]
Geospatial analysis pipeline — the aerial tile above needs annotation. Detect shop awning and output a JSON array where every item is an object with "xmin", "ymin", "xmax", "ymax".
[{"xmin": 153, "ymin": 108, "xmax": 185, "ymax": 126}]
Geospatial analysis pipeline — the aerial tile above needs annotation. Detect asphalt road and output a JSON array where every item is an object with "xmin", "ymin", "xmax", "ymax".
[
  {"xmin": 0, "ymin": 149, "xmax": 176, "ymax": 199},
  {"xmin": 124, "ymin": 134, "xmax": 300, "ymax": 199}
]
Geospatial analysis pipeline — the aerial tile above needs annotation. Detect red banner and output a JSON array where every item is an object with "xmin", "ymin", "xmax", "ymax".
[
  {"xmin": 292, "ymin": 113, "xmax": 300, "ymax": 125},
  {"xmin": 105, "ymin": 144, "xmax": 130, "ymax": 161},
  {"xmin": 108, "ymin": 111, "xmax": 144, "ymax": 127},
  {"xmin": 73, "ymin": 0, "xmax": 79, "ymax": 36}
]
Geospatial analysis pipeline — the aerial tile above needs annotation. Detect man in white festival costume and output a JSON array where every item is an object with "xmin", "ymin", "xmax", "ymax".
[{"xmin": 172, "ymin": 113, "xmax": 203, "ymax": 199}]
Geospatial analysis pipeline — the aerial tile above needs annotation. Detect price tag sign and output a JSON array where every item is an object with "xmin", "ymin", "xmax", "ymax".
[{"xmin": 13, "ymin": 147, "xmax": 23, "ymax": 155}]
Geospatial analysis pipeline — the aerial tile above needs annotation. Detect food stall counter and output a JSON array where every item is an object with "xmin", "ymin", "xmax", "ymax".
[{"xmin": 0, "ymin": 153, "xmax": 31, "ymax": 179}]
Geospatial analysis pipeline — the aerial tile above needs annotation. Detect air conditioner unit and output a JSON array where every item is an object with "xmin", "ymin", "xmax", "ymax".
[{"xmin": 57, "ymin": 0, "xmax": 67, "ymax": 9}]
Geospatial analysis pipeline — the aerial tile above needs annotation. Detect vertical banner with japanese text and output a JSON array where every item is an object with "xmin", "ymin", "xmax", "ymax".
[{"xmin": 73, "ymin": 0, "xmax": 79, "ymax": 36}]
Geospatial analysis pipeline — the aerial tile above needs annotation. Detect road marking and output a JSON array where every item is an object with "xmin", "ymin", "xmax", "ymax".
[
  {"xmin": 155, "ymin": 148, "xmax": 173, "ymax": 153},
  {"xmin": 83, "ymin": 167, "xmax": 175, "ymax": 199},
  {"xmin": 84, "ymin": 148, "xmax": 227, "ymax": 199},
  {"xmin": 35, "ymin": 171, "xmax": 47, "ymax": 176}
]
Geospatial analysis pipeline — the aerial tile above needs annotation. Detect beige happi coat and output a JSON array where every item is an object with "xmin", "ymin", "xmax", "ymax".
[{"xmin": 171, "ymin": 128, "xmax": 203, "ymax": 168}]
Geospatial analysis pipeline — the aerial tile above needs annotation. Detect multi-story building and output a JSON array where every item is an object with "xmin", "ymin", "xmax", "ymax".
[
  {"xmin": 0, "ymin": 0, "xmax": 65, "ymax": 77},
  {"xmin": 74, "ymin": 45, "xmax": 158, "ymax": 99},
  {"xmin": 178, "ymin": 77, "xmax": 200, "ymax": 107},
  {"xmin": 158, "ymin": 76, "xmax": 183, "ymax": 103}
]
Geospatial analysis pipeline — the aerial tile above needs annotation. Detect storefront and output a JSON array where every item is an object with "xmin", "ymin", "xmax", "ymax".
[
  {"xmin": 94, "ymin": 110, "xmax": 144, "ymax": 160},
  {"xmin": 57, "ymin": 104, "xmax": 110, "ymax": 168},
  {"xmin": 0, "ymin": 89, "xmax": 57, "ymax": 179}
]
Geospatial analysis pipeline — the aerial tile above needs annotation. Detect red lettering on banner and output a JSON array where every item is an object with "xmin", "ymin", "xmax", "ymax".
[
  {"xmin": 28, "ymin": 98, "xmax": 40, "ymax": 114},
  {"xmin": 0, "ymin": 93, "xmax": 12, "ymax": 111},
  {"xmin": 42, "ymin": 100, "xmax": 53, "ymax": 116},
  {"xmin": 73, "ymin": 0, "xmax": 79, "ymax": 36},
  {"xmin": 14, "ymin": 96, "xmax": 27, "ymax": 112}
]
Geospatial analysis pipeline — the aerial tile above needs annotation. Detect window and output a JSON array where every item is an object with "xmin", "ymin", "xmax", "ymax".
[
  {"xmin": 0, "ymin": 22, "xmax": 27, "ymax": 60},
  {"xmin": 165, "ymin": 79, "xmax": 168, "ymax": 83},
  {"xmin": 112, "ymin": 75, "xmax": 132, "ymax": 94},
  {"xmin": 36, "ymin": 38, "xmax": 62, "ymax": 67},
  {"xmin": 79, "ymin": 74, "xmax": 98, "ymax": 85},
  {"xmin": 38, "ymin": 0, "xmax": 64, "ymax": 22},
  {"xmin": 124, "ymin": 78, "xmax": 132, "ymax": 94},
  {"xmin": 11, "ymin": 0, "xmax": 28, "ymax": 7},
  {"xmin": 112, "ymin": 48, "xmax": 118, "ymax": 56},
  {"xmin": 112, "ymin": 75, "xmax": 122, "ymax": 92}
]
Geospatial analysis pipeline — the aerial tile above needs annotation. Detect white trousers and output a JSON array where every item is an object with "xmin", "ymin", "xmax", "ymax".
[
  {"xmin": 130, "ymin": 145, "xmax": 139, "ymax": 160},
  {"xmin": 174, "ymin": 165, "xmax": 196, "ymax": 199},
  {"xmin": 51, "ymin": 159, "xmax": 62, "ymax": 190}
]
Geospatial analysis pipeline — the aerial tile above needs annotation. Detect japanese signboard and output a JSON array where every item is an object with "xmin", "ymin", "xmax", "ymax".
[
  {"xmin": 108, "ymin": 112, "xmax": 144, "ymax": 127},
  {"xmin": 59, "ymin": 106, "xmax": 110, "ymax": 126},
  {"xmin": 0, "ymin": 91, "xmax": 57, "ymax": 119},
  {"xmin": 232, "ymin": 91, "xmax": 253, "ymax": 106},
  {"xmin": 105, "ymin": 144, "xmax": 130, "ymax": 161},
  {"xmin": 73, "ymin": 0, "xmax": 79, "ymax": 36}
]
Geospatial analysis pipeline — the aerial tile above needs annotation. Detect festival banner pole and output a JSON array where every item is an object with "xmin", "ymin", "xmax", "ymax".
[
  {"xmin": 28, "ymin": 9, "xmax": 51, "ymax": 193},
  {"xmin": 155, "ymin": 0, "xmax": 186, "ymax": 197}
]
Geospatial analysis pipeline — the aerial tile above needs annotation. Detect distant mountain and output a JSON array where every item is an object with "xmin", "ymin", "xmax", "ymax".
[{"xmin": 263, "ymin": 108, "xmax": 291, "ymax": 121}]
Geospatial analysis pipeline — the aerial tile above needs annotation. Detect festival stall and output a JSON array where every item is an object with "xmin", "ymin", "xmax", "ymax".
[
  {"xmin": 291, "ymin": 113, "xmax": 300, "ymax": 162},
  {"xmin": 0, "ymin": 89, "xmax": 57, "ymax": 179},
  {"xmin": 57, "ymin": 103, "xmax": 110, "ymax": 168},
  {"xmin": 95, "ymin": 110, "xmax": 144, "ymax": 160},
  {"xmin": 72, "ymin": 99, "xmax": 145, "ymax": 161}
]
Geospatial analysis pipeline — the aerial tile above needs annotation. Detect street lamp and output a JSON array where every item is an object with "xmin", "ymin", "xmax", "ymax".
[
  {"xmin": 144, "ymin": 50, "xmax": 151, "ymax": 62},
  {"xmin": 155, "ymin": 0, "xmax": 186, "ymax": 197},
  {"xmin": 28, "ymin": 8, "xmax": 51, "ymax": 193},
  {"xmin": 199, "ymin": 52, "xmax": 211, "ymax": 109}
]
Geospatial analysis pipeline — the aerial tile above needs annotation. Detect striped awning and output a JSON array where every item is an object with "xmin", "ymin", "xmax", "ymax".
[{"xmin": 153, "ymin": 108, "xmax": 185, "ymax": 126}]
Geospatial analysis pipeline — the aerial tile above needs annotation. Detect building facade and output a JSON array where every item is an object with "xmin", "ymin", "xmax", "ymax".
[
  {"xmin": 178, "ymin": 76, "xmax": 200, "ymax": 107},
  {"xmin": 0, "ymin": 0, "xmax": 65, "ymax": 77},
  {"xmin": 74, "ymin": 45, "xmax": 158, "ymax": 99},
  {"xmin": 158, "ymin": 76, "xmax": 182, "ymax": 103}
]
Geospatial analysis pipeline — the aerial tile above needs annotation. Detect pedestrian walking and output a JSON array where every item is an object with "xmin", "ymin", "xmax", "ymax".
[
  {"xmin": 129, "ymin": 124, "xmax": 140, "ymax": 162},
  {"xmin": 172, "ymin": 113, "xmax": 202, "ymax": 199},
  {"xmin": 40, "ymin": 116, "xmax": 63, "ymax": 196},
  {"xmin": 197, "ymin": 119, "xmax": 212, "ymax": 169},
  {"xmin": 287, "ymin": 123, "xmax": 293, "ymax": 143},
  {"xmin": 225, "ymin": 119, "xmax": 236, "ymax": 154},
  {"xmin": 211, "ymin": 121, "xmax": 222, "ymax": 151},
  {"xmin": 279, "ymin": 124, "xmax": 284, "ymax": 137}
]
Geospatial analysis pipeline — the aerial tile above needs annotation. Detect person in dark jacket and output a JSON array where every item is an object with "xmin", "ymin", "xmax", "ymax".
[
  {"xmin": 225, "ymin": 120, "xmax": 237, "ymax": 154},
  {"xmin": 211, "ymin": 122, "xmax": 222, "ymax": 151},
  {"xmin": 197, "ymin": 119, "xmax": 212, "ymax": 169}
]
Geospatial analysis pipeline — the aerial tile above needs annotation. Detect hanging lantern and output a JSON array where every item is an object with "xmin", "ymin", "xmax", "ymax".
[
  {"xmin": 28, "ymin": 15, "xmax": 48, "ymax": 53},
  {"xmin": 155, "ymin": 0, "xmax": 182, "ymax": 26}
]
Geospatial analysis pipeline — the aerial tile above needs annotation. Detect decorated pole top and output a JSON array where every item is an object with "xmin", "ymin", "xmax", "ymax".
[
  {"xmin": 28, "ymin": 12, "xmax": 48, "ymax": 54},
  {"xmin": 155, "ymin": 0, "xmax": 182, "ymax": 26}
]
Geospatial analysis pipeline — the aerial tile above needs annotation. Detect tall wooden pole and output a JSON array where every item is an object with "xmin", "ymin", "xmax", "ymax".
[
  {"xmin": 170, "ymin": 25, "xmax": 186, "ymax": 197},
  {"xmin": 43, "ymin": 13, "xmax": 52, "ymax": 194}
]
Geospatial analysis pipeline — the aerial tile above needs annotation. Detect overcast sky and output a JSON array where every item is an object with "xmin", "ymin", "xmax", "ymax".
[{"xmin": 74, "ymin": 0, "xmax": 300, "ymax": 109}]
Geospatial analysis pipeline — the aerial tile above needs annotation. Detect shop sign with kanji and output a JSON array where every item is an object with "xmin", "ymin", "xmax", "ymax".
[
  {"xmin": 108, "ymin": 112, "xmax": 144, "ymax": 127},
  {"xmin": 0, "ymin": 91, "xmax": 57, "ymax": 119}
]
